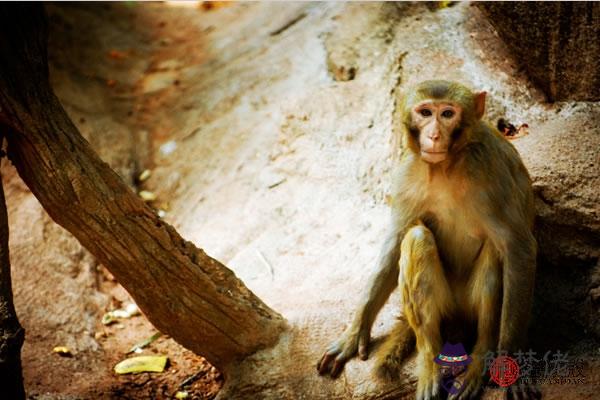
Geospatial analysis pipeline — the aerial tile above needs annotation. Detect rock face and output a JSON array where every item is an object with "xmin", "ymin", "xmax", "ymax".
[
  {"xmin": 523, "ymin": 111, "xmax": 599, "ymax": 272},
  {"xmin": 512, "ymin": 107, "xmax": 600, "ymax": 347},
  {"xmin": 478, "ymin": 2, "xmax": 600, "ymax": 101},
  {"xmin": 4, "ymin": 2, "xmax": 599, "ymax": 399}
]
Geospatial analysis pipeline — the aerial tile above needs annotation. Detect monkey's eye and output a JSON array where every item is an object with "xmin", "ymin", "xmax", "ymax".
[
  {"xmin": 419, "ymin": 109, "xmax": 432, "ymax": 117},
  {"xmin": 441, "ymin": 110, "xmax": 455, "ymax": 118}
]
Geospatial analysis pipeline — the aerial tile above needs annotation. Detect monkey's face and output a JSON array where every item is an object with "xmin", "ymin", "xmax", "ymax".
[{"xmin": 410, "ymin": 101, "xmax": 462, "ymax": 164}]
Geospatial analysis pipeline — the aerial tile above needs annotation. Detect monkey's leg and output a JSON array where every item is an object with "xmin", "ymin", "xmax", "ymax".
[
  {"xmin": 451, "ymin": 240, "xmax": 501, "ymax": 400},
  {"xmin": 374, "ymin": 315, "xmax": 415, "ymax": 380},
  {"xmin": 399, "ymin": 224, "xmax": 453, "ymax": 400}
]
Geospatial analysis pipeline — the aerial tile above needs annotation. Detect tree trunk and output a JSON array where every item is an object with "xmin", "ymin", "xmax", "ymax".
[
  {"xmin": 0, "ymin": 3, "xmax": 285, "ymax": 371},
  {"xmin": 0, "ymin": 157, "xmax": 26, "ymax": 399}
]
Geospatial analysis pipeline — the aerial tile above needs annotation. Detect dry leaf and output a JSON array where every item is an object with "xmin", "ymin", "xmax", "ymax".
[
  {"xmin": 114, "ymin": 355, "xmax": 168, "ymax": 374},
  {"xmin": 138, "ymin": 169, "xmax": 152, "ymax": 182},
  {"xmin": 53, "ymin": 346, "xmax": 73, "ymax": 357},
  {"xmin": 102, "ymin": 303, "xmax": 140, "ymax": 325},
  {"xmin": 139, "ymin": 190, "xmax": 157, "ymax": 202}
]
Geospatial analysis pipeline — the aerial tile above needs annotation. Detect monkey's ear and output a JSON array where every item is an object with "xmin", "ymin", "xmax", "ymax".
[{"xmin": 474, "ymin": 91, "xmax": 486, "ymax": 119}]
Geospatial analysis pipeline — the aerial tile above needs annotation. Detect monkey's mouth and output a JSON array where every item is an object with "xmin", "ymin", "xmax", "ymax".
[{"xmin": 421, "ymin": 150, "xmax": 447, "ymax": 163}]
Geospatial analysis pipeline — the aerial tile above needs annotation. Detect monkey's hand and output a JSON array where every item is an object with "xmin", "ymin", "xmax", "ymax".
[
  {"xmin": 448, "ymin": 361, "xmax": 483, "ymax": 400},
  {"xmin": 317, "ymin": 325, "xmax": 370, "ymax": 378}
]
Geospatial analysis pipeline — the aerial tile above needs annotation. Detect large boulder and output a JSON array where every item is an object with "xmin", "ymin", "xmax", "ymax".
[
  {"xmin": 513, "ymin": 107, "xmax": 600, "ymax": 345},
  {"xmin": 478, "ymin": 2, "xmax": 600, "ymax": 101}
]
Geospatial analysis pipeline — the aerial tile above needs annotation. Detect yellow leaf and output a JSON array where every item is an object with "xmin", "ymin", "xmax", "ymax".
[
  {"xmin": 138, "ymin": 169, "xmax": 152, "ymax": 182},
  {"xmin": 52, "ymin": 346, "xmax": 73, "ymax": 357},
  {"xmin": 114, "ymin": 355, "xmax": 168, "ymax": 374},
  {"xmin": 138, "ymin": 190, "xmax": 157, "ymax": 202}
]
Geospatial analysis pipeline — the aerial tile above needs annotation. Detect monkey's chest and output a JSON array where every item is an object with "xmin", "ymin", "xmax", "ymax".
[{"xmin": 421, "ymin": 206, "xmax": 484, "ymax": 274}]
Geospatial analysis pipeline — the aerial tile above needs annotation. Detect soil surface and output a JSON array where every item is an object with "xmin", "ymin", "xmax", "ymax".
[
  {"xmin": 4, "ymin": 2, "xmax": 598, "ymax": 399},
  {"xmin": 7, "ymin": 3, "xmax": 225, "ymax": 399}
]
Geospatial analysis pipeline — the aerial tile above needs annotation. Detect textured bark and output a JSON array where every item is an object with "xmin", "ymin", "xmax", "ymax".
[
  {"xmin": 0, "ymin": 163, "xmax": 26, "ymax": 399},
  {"xmin": 0, "ymin": 4, "xmax": 285, "ymax": 370}
]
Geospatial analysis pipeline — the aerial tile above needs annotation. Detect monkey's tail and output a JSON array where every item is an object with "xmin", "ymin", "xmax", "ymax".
[{"xmin": 374, "ymin": 316, "xmax": 416, "ymax": 381}]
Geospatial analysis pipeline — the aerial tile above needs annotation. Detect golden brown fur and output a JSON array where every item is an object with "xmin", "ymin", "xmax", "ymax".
[{"xmin": 318, "ymin": 81, "xmax": 537, "ymax": 400}]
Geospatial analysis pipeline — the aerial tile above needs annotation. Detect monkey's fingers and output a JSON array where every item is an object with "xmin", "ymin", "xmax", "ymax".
[
  {"xmin": 505, "ymin": 386, "xmax": 517, "ymax": 400},
  {"xmin": 504, "ymin": 386, "xmax": 519, "ymax": 400},
  {"xmin": 506, "ymin": 383, "xmax": 541, "ymax": 400},
  {"xmin": 449, "ymin": 377, "xmax": 482, "ymax": 400},
  {"xmin": 317, "ymin": 352, "xmax": 337, "ymax": 375},
  {"xmin": 358, "ymin": 334, "xmax": 369, "ymax": 360},
  {"xmin": 330, "ymin": 354, "xmax": 349, "ymax": 378},
  {"xmin": 530, "ymin": 385, "xmax": 542, "ymax": 400}
]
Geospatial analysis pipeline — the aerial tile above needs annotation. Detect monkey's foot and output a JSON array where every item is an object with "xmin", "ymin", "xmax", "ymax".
[
  {"xmin": 317, "ymin": 326, "xmax": 370, "ymax": 378},
  {"xmin": 448, "ymin": 367, "xmax": 483, "ymax": 400},
  {"xmin": 416, "ymin": 361, "xmax": 440, "ymax": 400},
  {"xmin": 374, "ymin": 318, "xmax": 415, "ymax": 381},
  {"xmin": 375, "ymin": 351, "xmax": 405, "ymax": 381},
  {"xmin": 416, "ymin": 376, "xmax": 440, "ymax": 400}
]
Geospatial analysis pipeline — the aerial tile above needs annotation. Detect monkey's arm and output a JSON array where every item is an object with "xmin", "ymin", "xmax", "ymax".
[
  {"xmin": 497, "ymin": 228, "xmax": 537, "ymax": 353},
  {"xmin": 317, "ymin": 228, "xmax": 402, "ymax": 378},
  {"xmin": 485, "ymin": 222, "xmax": 539, "ymax": 400},
  {"xmin": 488, "ymin": 144, "xmax": 537, "ymax": 354}
]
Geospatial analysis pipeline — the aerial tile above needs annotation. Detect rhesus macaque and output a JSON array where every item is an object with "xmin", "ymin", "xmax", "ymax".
[{"xmin": 318, "ymin": 81, "xmax": 538, "ymax": 400}]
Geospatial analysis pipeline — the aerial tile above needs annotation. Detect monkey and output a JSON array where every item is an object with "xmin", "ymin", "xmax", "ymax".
[{"xmin": 317, "ymin": 80, "xmax": 539, "ymax": 400}]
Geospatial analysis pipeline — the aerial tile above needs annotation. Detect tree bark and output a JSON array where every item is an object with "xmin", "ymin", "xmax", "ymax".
[
  {"xmin": 0, "ymin": 154, "xmax": 26, "ymax": 399},
  {"xmin": 0, "ymin": 4, "xmax": 285, "ymax": 370}
]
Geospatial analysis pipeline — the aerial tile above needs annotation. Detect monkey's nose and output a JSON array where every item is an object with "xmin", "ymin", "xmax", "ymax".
[{"xmin": 429, "ymin": 132, "xmax": 441, "ymax": 141}]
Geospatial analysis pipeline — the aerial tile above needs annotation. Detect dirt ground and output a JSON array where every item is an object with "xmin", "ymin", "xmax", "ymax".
[
  {"xmin": 8, "ymin": 3, "xmax": 226, "ymax": 399},
  {"xmin": 4, "ymin": 2, "xmax": 598, "ymax": 399}
]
